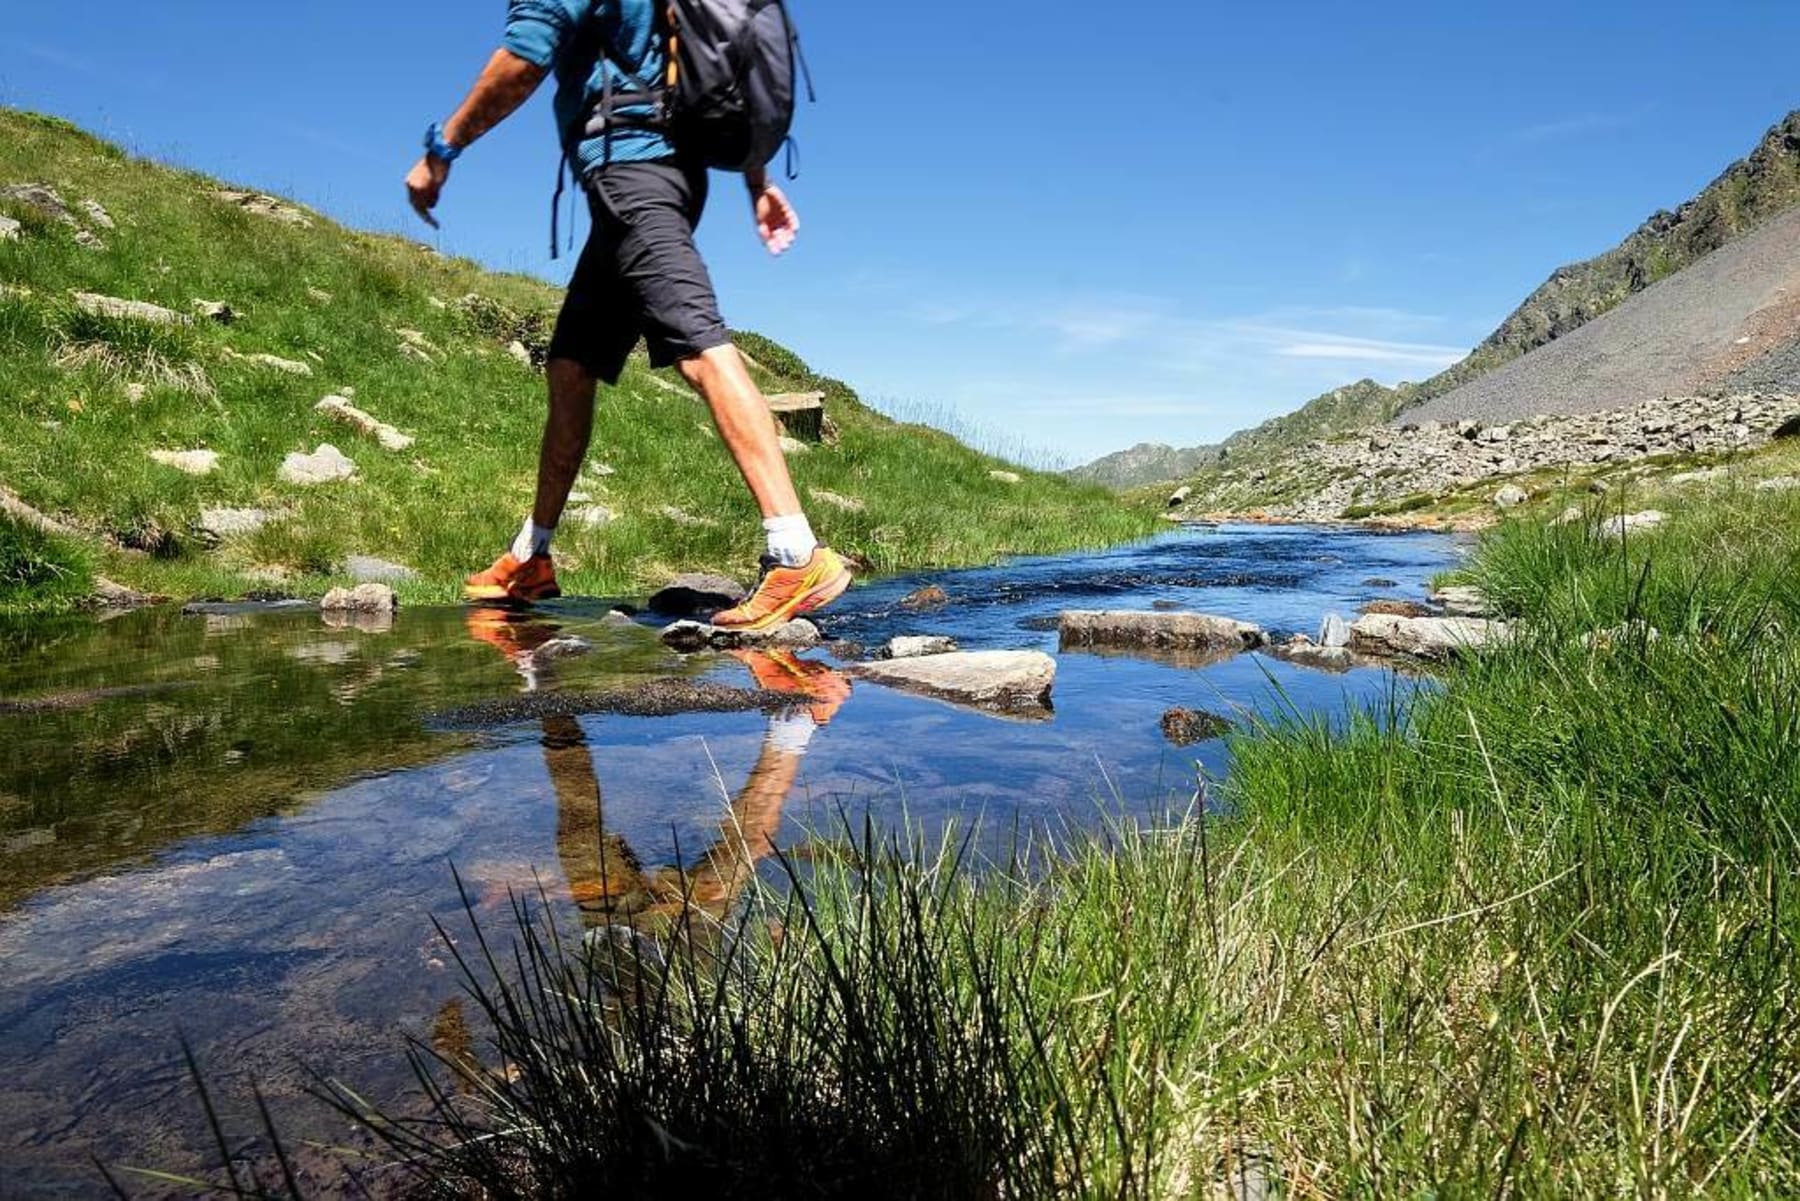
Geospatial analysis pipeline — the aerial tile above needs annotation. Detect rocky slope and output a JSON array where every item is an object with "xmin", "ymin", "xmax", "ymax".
[{"xmin": 1077, "ymin": 109, "xmax": 1800, "ymax": 492}]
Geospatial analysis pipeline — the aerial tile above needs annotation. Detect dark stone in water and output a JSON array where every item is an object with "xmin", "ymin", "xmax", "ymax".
[
  {"xmin": 1161, "ymin": 707, "xmax": 1232, "ymax": 746},
  {"xmin": 646, "ymin": 573, "xmax": 746, "ymax": 618},
  {"xmin": 1363, "ymin": 577, "xmax": 1398, "ymax": 588},
  {"xmin": 1151, "ymin": 599, "xmax": 1183, "ymax": 611},
  {"xmin": 1017, "ymin": 615, "xmax": 1061, "ymax": 632}
]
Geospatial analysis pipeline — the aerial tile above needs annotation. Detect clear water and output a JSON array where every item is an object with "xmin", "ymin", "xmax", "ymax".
[{"xmin": 0, "ymin": 524, "xmax": 1460, "ymax": 1194}]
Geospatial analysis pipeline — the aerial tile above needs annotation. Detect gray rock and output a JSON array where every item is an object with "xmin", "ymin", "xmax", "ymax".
[
  {"xmin": 647, "ymin": 573, "xmax": 747, "ymax": 617},
  {"xmin": 1351, "ymin": 613, "xmax": 1510, "ymax": 661},
  {"xmin": 881, "ymin": 635, "xmax": 959, "ymax": 660},
  {"xmin": 1599, "ymin": 510, "xmax": 1667, "ymax": 538},
  {"xmin": 344, "ymin": 555, "xmax": 417, "ymax": 584},
  {"xmin": 148, "ymin": 448, "xmax": 219, "ymax": 476},
  {"xmin": 320, "ymin": 583, "xmax": 397, "ymax": 614},
  {"xmin": 212, "ymin": 189, "xmax": 312, "ymax": 227},
  {"xmin": 1167, "ymin": 485, "xmax": 1193, "ymax": 508},
  {"xmin": 1431, "ymin": 585, "xmax": 1494, "ymax": 617},
  {"xmin": 89, "ymin": 577, "xmax": 161, "ymax": 610},
  {"xmin": 279, "ymin": 443, "xmax": 357, "ymax": 486},
  {"xmin": 0, "ymin": 183, "xmax": 75, "ymax": 224},
  {"xmin": 1318, "ymin": 613, "xmax": 1352, "ymax": 648},
  {"xmin": 565, "ymin": 505, "xmax": 614, "ymax": 529},
  {"xmin": 0, "ymin": 215, "xmax": 20, "ymax": 241},
  {"xmin": 853, "ymin": 650, "xmax": 1055, "ymax": 716},
  {"xmin": 1756, "ymin": 475, "xmax": 1799, "ymax": 492},
  {"xmin": 79, "ymin": 198, "xmax": 115, "ymax": 229},
  {"xmin": 1493, "ymin": 484, "xmax": 1529, "ymax": 509},
  {"xmin": 226, "ymin": 349, "xmax": 313, "ymax": 376},
  {"xmin": 524, "ymin": 636, "xmax": 593, "ymax": 665},
  {"xmin": 195, "ymin": 507, "xmax": 272, "ymax": 542},
  {"xmin": 1059, "ymin": 609, "xmax": 1265, "ymax": 652},
  {"xmin": 73, "ymin": 291, "xmax": 190, "ymax": 326},
  {"xmin": 315, "ymin": 395, "xmax": 414, "ymax": 452}
]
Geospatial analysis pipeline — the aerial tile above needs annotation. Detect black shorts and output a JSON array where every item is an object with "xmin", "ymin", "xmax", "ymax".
[{"xmin": 547, "ymin": 159, "xmax": 731, "ymax": 384}]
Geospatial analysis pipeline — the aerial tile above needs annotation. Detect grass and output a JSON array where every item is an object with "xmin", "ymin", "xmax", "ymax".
[
  {"xmin": 0, "ymin": 510, "xmax": 91, "ymax": 618},
  {"xmin": 160, "ymin": 478, "xmax": 1800, "ymax": 1197},
  {"xmin": 0, "ymin": 108, "xmax": 1155, "ymax": 617}
]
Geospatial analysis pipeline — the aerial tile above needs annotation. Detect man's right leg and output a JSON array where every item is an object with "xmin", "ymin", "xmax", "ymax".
[{"xmin": 464, "ymin": 358, "xmax": 599, "ymax": 603}]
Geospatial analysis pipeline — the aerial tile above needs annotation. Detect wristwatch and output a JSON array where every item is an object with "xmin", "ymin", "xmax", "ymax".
[{"xmin": 423, "ymin": 122, "xmax": 462, "ymax": 164}]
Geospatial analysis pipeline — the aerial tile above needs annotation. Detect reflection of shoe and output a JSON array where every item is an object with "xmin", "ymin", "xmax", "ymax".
[
  {"xmin": 466, "ymin": 607, "xmax": 561, "ymax": 691},
  {"xmin": 731, "ymin": 648, "xmax": 852, "ymax": 726},
  {"xmin": 464, "ymin": 552, "xmax": 562, "ymax": 604},
  {"xmin": 712, "ymin": 547, "xmax": 852, "ymax": 631}
]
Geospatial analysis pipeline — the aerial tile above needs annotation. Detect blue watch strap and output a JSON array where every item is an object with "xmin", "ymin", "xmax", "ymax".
[{"xmin": 423, "ymin": 122, "xmax": 462, "ymax": 163}]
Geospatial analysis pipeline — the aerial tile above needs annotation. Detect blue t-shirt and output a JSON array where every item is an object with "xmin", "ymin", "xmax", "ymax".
[{"xmin": 504, "ymin": 0, "xmax": 676, "ymax": 171}]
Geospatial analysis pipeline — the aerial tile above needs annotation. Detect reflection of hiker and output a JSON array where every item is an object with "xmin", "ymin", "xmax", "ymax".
[{"xmin": 406, "ymin": 0, "xmax": 851, "ymax": 630}]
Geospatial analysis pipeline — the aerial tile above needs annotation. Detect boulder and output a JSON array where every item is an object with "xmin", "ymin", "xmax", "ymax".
[
  {"xmin": 0, "ymin": 184, "xmax": 75, "ymax": 224},
  {"xmin": 315, "ymin": 394, "xmax": 414, "ymax": 452},
  {"xmin": 1059, "ymin": 609, "xmax": 1265, "ymax": 652},
  {"xmin": 73, "ymin": 292, "xmax": 190, "ymax": 326},
  {"xmin": 1599, "ymin": 510, "xmax": 1667, "ymax": 538},
  {"xmin": 1160, "ymin": 707, "xmax": 1231, "ymax": 746},
  {"xmin": 507, "ymin": 340, "xmax": 534, "ymax": 367},
  {"xmin": 195, "ymin": 507, "xmax": 272, "ymax": 542},
  {"xmin": 1493, "ymin": 484, "xmax": 1529, "ymax": 509},
  {"xmin": 853, "ymin": 650, "xmax": 1055, "ymax": 717},
  {"xmin": 321, "ymin": 583, "xmax": 397, "ymax": 613},
  {"xmin": 1318, "ymin": 613, "xmax": 1352, "ymax": 649},
  {"xmin": 1274, "ymin": 638, "xmax": 1356, "ymax": 672},
  {"xmin": 881, "ymin": 635, "xmax": 958, "ymax": 660},
  {"xmin": 660, "ymin": 618, "xmax": 822, "ymax": 652},
  {"xmin": 989, "ymin": 470, "xmax": 1023, "ymax": 485},
  {"xmin": 149, "ymin": 448, "xmax": 219, "ymax": 476},
  {"xmin": 279, "ymin": 444, "xmax": 357, "ymax": 486},
  {"xmin": 1351, "ymin": 613, "xmax": 1510, "ymax": 661},
  {"xmin": 1167, "ymin": 485, "xmax": 1192, "ymax": 508},
  {"xmin": 647, "ymin": 572, "xmax": 746, "ymax": 617},
  {"xmin": 766, "ymin": 391, "xmax": 825, "ymax": 442},
  {"xmin": 344, "ymin": 555, "xmax": 417, "ymax": 584}
]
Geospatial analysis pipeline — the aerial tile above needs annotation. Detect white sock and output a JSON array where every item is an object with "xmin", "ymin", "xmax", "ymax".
[
  {"xmin": 511, "ymin": 518, "xmax": 555, "ymax": 562},
  {"xmin": 763, "ymin": 513, "xmax": 818, "ymax": 568},
  {"xmin": 766, "ymin": 711, "xmax": 818, "ymax": 756}
]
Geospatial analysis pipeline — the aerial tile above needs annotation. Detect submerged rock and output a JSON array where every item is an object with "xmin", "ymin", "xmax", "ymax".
[
  {"xmin": 853, "ymin": 650, "xmax": 1055, "ymax": 717},
  {"xmin": 899, "ymin": 584, "xmax": 950, "ymax": 611},
  {"xmin": 1351, "ymin": 613, "xmax": 1509, "ymax": 661},
  {"xmin": 1160, "ymin": 707, "xmax": 1231, "ymax": 746},
  {"xmin": 1059, "ymin": 609, "xmax": 1265, "ymax": 652},
  {"xmin": 660, "ymin": 619, "xmax": 822, "ymax": 652}
]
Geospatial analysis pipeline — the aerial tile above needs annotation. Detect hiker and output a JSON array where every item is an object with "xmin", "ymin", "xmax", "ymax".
[{"xmin": 405, "ymin": 0, "xmax": 850, "ymax": 630}]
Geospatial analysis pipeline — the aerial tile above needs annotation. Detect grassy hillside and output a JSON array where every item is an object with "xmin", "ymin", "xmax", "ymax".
[{"xmin": 0, "ymin": 109, "xmax": 1154, "ymax": 615}]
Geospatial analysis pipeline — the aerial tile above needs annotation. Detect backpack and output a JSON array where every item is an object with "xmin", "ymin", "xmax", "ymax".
[{"xmin": 587, "ymin": 0, "xmax": 814, "ymax": 173}]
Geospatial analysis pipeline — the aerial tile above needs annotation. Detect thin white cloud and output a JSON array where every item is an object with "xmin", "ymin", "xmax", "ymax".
[
  {"xmin": 1510, "ymin": 111, "xmax": 1635, "ymax": 146},
  {"xmin": 1276, "ymin": 338, "xmax": 1466, "ymax": 368}
]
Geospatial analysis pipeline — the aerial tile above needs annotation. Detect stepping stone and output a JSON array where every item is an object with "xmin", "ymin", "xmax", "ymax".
[
  {"xmin": 660, "ymin": 619, "xmax": 822, "ymax": 652},
  {"xmin": 1059, "ymin": 610, "xmax": 1265, "ymax": 652},
  {"xmin": 881, "ymin": 635, "xmax": 958, "ymax": 660},
  {"xmin": 853, "ymin": 650, "xmax": 1055, "ymax": 718},
  {"xmin": 321, "ymin": 583, "xmax": 397, "ymax": 613},
  {"xmin": 1350, "ymin": 614, "xmax": 1510, "ymax": 662},
  {"xmin": 647, "ymin": 573, "xmax": 746, "ymax": 617},
  {"xmin": 280, "ymin": 444, "xmax": 356, "ymax": 486}
]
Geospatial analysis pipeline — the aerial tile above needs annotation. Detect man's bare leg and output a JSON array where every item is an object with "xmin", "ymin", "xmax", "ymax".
[
  {"xmin": 532, "ymin": 357, "xmax": 598, "ymax": 529},
  {"xmin": 677, "ymin": 344, "xmax": 802, "ymax": 519}
]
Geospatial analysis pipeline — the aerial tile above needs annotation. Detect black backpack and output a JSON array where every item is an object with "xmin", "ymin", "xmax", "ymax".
[{"xmin": 587, "ymin": 0, "xmax": 813, "ymax": 173}]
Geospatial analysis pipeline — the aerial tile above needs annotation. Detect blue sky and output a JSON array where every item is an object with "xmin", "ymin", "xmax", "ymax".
[{"xmin": 4, "ymin": 2, "xmax": 1798, "ymax": 464}]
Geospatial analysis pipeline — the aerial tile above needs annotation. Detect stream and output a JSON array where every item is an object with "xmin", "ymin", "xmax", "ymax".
[{"xmin": 0, "ymin": 523, "xmax": 1460, "ymax": 1195}]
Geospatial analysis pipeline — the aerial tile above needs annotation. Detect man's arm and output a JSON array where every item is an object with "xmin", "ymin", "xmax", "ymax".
[
  {"xmin": 744, "ymin": 164, "xmax": 800, "ymax": 256},
  {"xmin": 406, "ymin": 49, "xmax": 548, "ymax": 228}
]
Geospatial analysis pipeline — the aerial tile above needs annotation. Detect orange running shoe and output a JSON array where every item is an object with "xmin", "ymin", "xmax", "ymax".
[
  {"xmin": 730, "ymin": 648, "xmax": 853, "ymax": 725},
  {"xmin": 464, "ymin": 552, "xmax": 562, "ymax": 604},
  {"xmin": 712, "ymin": 547, "xmax": 852, "ymax": 632}
]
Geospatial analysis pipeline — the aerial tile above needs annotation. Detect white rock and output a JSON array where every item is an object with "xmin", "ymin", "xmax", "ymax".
[
  {"xmin": 1669, "ymin": 468, "xmax": 1725, "ymax": 485},
  {"xmin": 149, "ymin": 448, "xmax": 219, "ymax": 476},
  {"xmin": 279, "ymin": 443, "xmax": 357, "ymax": 486},
  {"xmin": 989, "ymin": 470, "xmax": 1023, "ymax": 485},
  {"xmin": 197, "ymin": 507, "xmax": 272, "ymax": 540},
  {"xmin": 1168, "ymin": 485, "xmax": 1192, "ymax": 507},
  {"xmin": 1318, "ymin": 613, "xmax": 1352, "ymax": 648},
  {"xmin": 1599, "ymin": 510, "xmax": 1667, "ymax": 538},
  {"xmin": 566, "ymin": 505, "xmax": 614, "ymax": 529},
  {"xmin": 882, "ymin": 635, "xmax": 959, "ymax": 659},
  {"xmin": 344, "ymin": 555, "xmax": 416, "ymax": 583},
  {"xmin": 320, "ymin": 583, "xmax": 397, "ymax": 613},
  {"xmin": 1351, "ymin": 614, "xmax": 1510, "ymax": 661},
  {"xmin": 1059, "ymin": 610, "xmax": 1265, "ymax": 651},
  {"xmin": 124, "ymin": 383, "xmax": 147, "ymax": 404},
  {"xmin": 507, "ymin": 340, "xmax": 533, "ymax": 367},
  {"xmin": 779, "ymin": 435, "xmax": 809, "ymax": 455},
  {"xmin": 315, "ymin": 394, "xmax": 414, "ymax": 452},
  {"xmin": 1431, "ymin": 585, "xmax": 1494, "ymax": 617},
  {"xmin": 73, "ymin": 292, "xmax": 190, "ymax": 326},
  {"xmin": 226, "ymin": 350, "xmax": 313, "ymax": 376},
  {"xmin": 1755, "ymin": 476, "xmax": 1799, "ymax": 493},
  {"xmin": 192, "ymin": 299, "xmax": 236, "ymax": 324},
  {"xmin": 212, "ymin": 189, "xmax": 313, "ymax": 227},
  {"xmin": 1493, "ymin": 484, "xmax": 1529, "ymax": 509},
  {"xmin": 306, "ymin": 286, "xmax": 333, "ymax": 303},
  {"xmin": 0, "ymin": 215, "xmax": 20, "ymax": 241},
  {"xmin": 854, "ymin": 650, "xmax": 1055, "ymax": 716},
  {"xmin": 77, "ymin": 198, "xmax": 114, "ymax": 229}
]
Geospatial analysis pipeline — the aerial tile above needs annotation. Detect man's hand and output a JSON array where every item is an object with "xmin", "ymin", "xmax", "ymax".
[
  {"xmin": 406, "ymin": 155, "xmax": 451, "ymax": 229},
  {"xmin": 751, "ymin": 182, "xmax": 800, "ymax": 256}
]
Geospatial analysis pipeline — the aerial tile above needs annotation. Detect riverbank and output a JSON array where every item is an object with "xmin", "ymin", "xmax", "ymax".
[{"xmin": 334, "ymin": 474, "xmax": 1799, "ymax": 1196}]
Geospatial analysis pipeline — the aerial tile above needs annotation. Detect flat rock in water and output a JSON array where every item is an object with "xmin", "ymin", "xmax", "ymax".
[
  {"xmin": 149, "ymin": 449, "xmax": 219, "ymax": 476},
  {"xmin": 1060, "ymin": 609, "xmax": 1265, "ymax": 652},
  {"xmin": 1351, "ymin": 613, "xmax": 1509, "ymax": 661},
  {"xmin": 881, "ymin": 635, "xmax": 958, "ymax": 660},
  {"xmin": 1360, "ymin": 598, "xmax": 1435, "ymax": 618},
  {"xmin": 853, "ymin": 650, "xmax": 1055, "ymax": 717},
  {"xmin": 660, "ymin": 619, "xmax": 821, "ymax": 652},
  {"xmin": 280, "ymin": 444, "xmax": 356, "ymax": 486},
  {"xmin": 320, "ymin": 583, "xmax": 397, "ymax": 614},
  {"xmin": 521, "ymin": 636, "xmax": 593, "ymax": 667},
  {"xmin": 1432, "ymin": 584, "xmax": 1494, "ymax": 617},
  {"xmin": 647, "ymin": 572, "xmax": 746, "ymax": 617},
  {"xmin": 344, "ymin": 555, "xmax": 417, "ymax": 584},
  {"xmin": 73, "ymin": 292, "xmax": 190, "ymax": 326}
]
